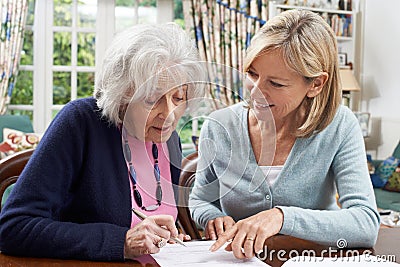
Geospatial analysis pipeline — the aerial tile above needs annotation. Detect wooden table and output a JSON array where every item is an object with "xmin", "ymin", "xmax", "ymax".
[{"xmin": 0, "ymin": 228, "xmax": 398, "ymax": 267}]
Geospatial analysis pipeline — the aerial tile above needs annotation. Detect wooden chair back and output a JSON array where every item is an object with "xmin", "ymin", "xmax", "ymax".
[
  {"xmin": 0, "ymin": 149, "xmax": 34, "ymax": 212},
  {"xmin": 177, "ymin": 151, "xmax": 203, "ymax": 239}
]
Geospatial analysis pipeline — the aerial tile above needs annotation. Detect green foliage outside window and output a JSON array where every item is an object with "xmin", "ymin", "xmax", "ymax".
[{"xmin": 53, "ymin": 32, "xmax": 72, "ymax": 66}]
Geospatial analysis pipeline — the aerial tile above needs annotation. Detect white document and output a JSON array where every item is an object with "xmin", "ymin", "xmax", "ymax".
[
  {"xmin": 283, "ymin": 255, "xmax": 399, "ymax": 266},
  {"xmin": 151, "ymin": 240, "xmax": 270, "ymax": 267}
]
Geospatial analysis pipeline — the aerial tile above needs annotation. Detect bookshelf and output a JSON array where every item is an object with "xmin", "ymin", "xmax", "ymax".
[{"xmin": 268, "ymin": 1, "xmax": 362, "ymax": 111}]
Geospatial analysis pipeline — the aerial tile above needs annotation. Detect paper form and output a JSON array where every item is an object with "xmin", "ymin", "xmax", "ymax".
[{"xmin": 151, "ymin": 240, "xmax": 270, "ymax": 267}]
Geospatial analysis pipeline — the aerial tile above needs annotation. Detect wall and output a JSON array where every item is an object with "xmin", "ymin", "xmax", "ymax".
[{"xmin": 361, "ymin": 0, "xmax": 400, "ymax": 159}]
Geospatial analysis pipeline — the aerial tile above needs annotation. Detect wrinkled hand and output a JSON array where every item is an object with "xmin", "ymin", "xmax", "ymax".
[
  {"xmin": 209, "ymin": 208, "xmax": 284, "ymax": 259},
  {"xmin": 205, "ymin": 216, "xmax": 235, "ymax": 240},
  {"xmin": 124, "ymin": 215, "xmax": 178, "ymax": 259}
]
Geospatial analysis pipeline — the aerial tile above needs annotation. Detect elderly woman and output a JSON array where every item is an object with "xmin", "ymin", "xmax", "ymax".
[
  {"xmin": 0, "ymin": 23, "xmax": 205, "ymax": 261},
  {"xmin": 189, "ymin": 9, "xmax": 380, "ymax": 259}
]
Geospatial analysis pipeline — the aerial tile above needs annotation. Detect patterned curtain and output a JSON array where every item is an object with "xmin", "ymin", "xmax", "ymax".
[
  {"xmin": 0, "ymin": 0, "xmax": 29, "ymax": 114},
  {"xmin": 183, "ymin": 0, "xmax": 269, "ymax": 109}
]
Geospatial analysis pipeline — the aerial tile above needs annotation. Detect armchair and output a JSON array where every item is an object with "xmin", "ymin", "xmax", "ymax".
[
  {"xmin": 372, "ymin": 141, "xmax": 400, "ymax": 169},
  {"xmin": 0, "ymin": 114, "xmax": 34, "ymax": 142},
  {"xmin": 0, "ymin": 149, "xmax": 34, "ymax": 210},
  {"xmin": 372, "ymin": 140, "xmax": 400, "ymax": 212}
]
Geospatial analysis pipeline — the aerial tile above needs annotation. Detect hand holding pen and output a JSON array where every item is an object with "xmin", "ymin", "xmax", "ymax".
[
  {"xmin": 124, "ymin": 210, "xmax": 186, "ymax": 259},
  {"xmin": 131, "ymin": 208, "xmax": 187, "ymax": 247}
]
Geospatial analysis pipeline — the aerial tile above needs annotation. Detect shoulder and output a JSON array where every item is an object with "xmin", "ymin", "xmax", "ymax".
[
  {"xmin": 55, "ymin": 97, "xmax": 104, "ymax": 125},
  {"xmin": 200, "ymin": 102, "xmax": 248, "ymax": 138},
  {"xmin": 61, "ymin": 97, "xmax": 99, "ymax": 117},
  {"xmin": 208, "ymin": 102, "xmax": 247, "ymax": 121},
  {"xmin": 308, "ymin": 105, "xmax": 360, "ymax": 145},
  {"xmin": 206, "ymin": 102, "xmax": 247, "ymax": 130},
  {"xmin": 327, "ymin": 105, "xmax": 359, "ymax": 133},
  {"xmin": 46, "ymin": 97, "xmax": 112, "ymax": 139}
]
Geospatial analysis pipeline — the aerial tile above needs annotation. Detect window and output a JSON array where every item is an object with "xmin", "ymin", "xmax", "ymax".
[{"xmin": 9, "ymin": 0, "xmax": 176, "ymax": 134}]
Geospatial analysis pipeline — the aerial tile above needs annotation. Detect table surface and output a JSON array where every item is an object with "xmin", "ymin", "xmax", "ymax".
[{"xmin": 0, "ymin": 228, "xmax": 398, "ymax": 267}]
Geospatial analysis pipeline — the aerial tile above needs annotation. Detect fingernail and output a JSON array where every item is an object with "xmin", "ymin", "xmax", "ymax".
[
  {"xmin": 256, "ymin": 250, "xmax": 263, "ymax": 255},
  {"xmin": 209, "ymin": 245, "xmax": 215, "ymax": 251},
  {"xmin": 185, "ymin": 235, "xmax": 190, "ymax": 239}
]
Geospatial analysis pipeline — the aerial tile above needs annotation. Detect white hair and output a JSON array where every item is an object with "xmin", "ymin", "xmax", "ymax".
[{"xmin": 94, "ymin": 23, "xmax": 206, "ymax": 125}]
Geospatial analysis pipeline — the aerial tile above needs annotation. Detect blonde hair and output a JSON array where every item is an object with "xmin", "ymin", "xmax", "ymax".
[
  {"xmin": 94, "ymin": 23, "xmax": 206, "ymax": 126},
  {"xmin": 244, "ymin": 9, "xmax": 341, "ymax": 137}
]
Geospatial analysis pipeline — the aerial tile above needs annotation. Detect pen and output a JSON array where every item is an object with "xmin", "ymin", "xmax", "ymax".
[{"xmin": 131, "ymin": 208, "xmax": 186, "ymax": 247}]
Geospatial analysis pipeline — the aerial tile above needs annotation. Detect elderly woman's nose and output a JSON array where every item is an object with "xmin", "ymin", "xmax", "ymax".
[{"xmin": 158, "ymin": 98, "xmax": 176, "ymax": 120}]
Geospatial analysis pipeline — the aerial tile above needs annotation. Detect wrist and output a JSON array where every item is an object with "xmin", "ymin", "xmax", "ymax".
[{"xmin": 272, "ymin": 207, "xmax": 284, "ymax": 233}]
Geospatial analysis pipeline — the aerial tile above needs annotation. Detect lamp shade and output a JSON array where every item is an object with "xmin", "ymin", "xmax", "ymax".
[{"xmin": 339, "ymin": 69, "xmax": 361, "ymax": 91}]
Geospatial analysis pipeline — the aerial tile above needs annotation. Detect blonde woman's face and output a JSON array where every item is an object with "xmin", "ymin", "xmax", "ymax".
[
  {"xmin": 125, "ymin": 84, "xmax": 187, "ymax": 143},
  {"xmin": 245, "ymin": 50, "xmax": 316, "ymax": 122}
]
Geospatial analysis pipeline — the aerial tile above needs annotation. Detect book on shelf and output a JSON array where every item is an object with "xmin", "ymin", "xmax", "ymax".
[{"xmin": 342, "ymin": 94, "xmax": 350, "ymax": 107}]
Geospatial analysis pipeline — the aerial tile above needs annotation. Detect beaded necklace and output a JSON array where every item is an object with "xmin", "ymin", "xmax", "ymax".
[{"xmin": 121, "ymin": 126, "xmax": 162, "ymax": 211}]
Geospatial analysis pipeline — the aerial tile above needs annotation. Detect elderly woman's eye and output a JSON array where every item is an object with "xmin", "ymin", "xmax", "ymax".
[
  {"xmin": 144, "ymin": 99, "xmax": 158, "ymax": 106},
  {"xmin": 174, "ymin": 96, "xmax": 184, "ymax": 102}
]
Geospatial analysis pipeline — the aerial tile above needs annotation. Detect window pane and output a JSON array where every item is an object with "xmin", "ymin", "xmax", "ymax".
[
  {"xmin": 174, "ymin": 0, "xmax": 184, "ymax": 27},
  {"xmin": 78, "ymin": 33, "xmax": 95, "ymax": 66},
  {"xmin": 53, "ymin": 72, "xmax": 71, "ymax": 105},
  {"xmin": 77, "ymin": 72, "xmax": 94, "ymax": 98},
  {"xmin": 53, "ymin": 32, "xmax": 71, "ymax": 66},
  {"xmin": 52, "ymin": 109, "xmax": 60, "ymax": 119},
  {"xmin": 115, "ymin": 1, "xmax": 156, "ymax": 32},
  {"xmin": 78, "ymin": 0, "xmax": 97, "ymax": 28},
  {"xmin": 54, "ymin": 0, "xmax": 72, "ymax": 27},
  {"xmin": 177, "ymin": 115, "xmax": 193, "ymax": 144},
  {"xmin": 26, "ymin": 0, "xmax": 36, "ymax": 25},
  {"xmin": 20, "ymin": 30, "xmax": 34, "ymax": 65},
  {"xmin": 138, "ymin": 1, "xmax": 157, "ymax": 24},
  {"xmin": 11, "ymin": 71, "xmax": 33, "ymax": 105},
  {"xmin": 177, "ymin": 115, "xmax": 204, "ymax": 144}
]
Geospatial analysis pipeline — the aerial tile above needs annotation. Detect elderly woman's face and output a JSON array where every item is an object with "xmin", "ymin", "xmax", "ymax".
[{"xmin": 126, "ymin": 84, "xmax": 188, "ymax": 143}]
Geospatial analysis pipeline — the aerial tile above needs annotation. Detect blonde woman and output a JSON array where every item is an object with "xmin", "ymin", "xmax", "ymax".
[{"xmin": 189, "ymin": 9, "xmax": 379, "ymax": 259}]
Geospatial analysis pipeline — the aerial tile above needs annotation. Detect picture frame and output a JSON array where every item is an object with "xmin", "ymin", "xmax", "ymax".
[
  {"xmin": 338, "ymin": 52, "xmax": 348, "ymax": 67},
  {"xmin": 353, "ymin": 112, "xmax": 370, "ymax": 137}
]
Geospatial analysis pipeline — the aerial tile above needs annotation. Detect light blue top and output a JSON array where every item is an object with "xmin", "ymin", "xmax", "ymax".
[{"xmin": 189, "ymin": 103, "xmax": 380, "ymax": 247}]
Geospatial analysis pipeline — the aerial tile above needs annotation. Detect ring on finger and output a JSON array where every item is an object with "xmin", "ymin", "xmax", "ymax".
[
  {"xmin": 246, "ymin": 237, "xmax": 255, "ymax": 242},
  {"xmin": 157, "ymin": 238, "xmax": 166, "ymax": 248}
]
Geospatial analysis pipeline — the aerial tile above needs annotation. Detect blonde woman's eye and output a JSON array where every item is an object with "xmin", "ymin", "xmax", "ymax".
[
  {"xmin": 270, "ymin": 81, "xmax": 284, "ymax": 88},
  {"xmin": 246, "ymin": 70, "xmax": 258, "ymax": 79}
]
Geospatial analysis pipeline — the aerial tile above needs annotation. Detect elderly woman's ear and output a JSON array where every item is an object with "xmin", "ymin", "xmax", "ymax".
[{"xmin": 119, "ymin": 104, "xmax": 128, "ymax": 122}]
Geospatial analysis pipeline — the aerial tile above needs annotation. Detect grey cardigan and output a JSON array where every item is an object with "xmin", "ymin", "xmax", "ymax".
[{"xmin": 189, "ymin": 103, "xmax": 380, "ymax": 247}]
